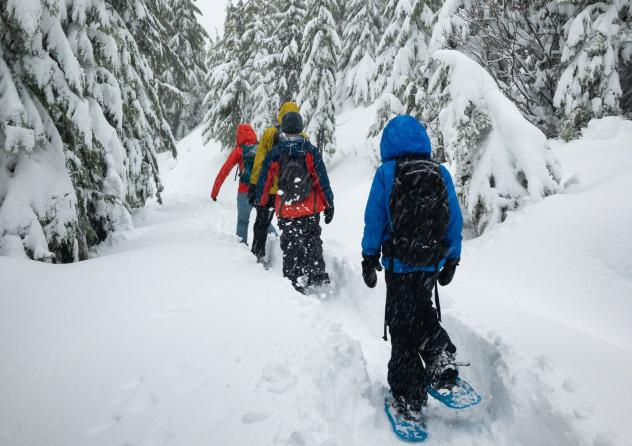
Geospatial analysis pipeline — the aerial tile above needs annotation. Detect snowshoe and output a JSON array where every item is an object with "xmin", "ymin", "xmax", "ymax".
[
  {"xmin": 427, "ymin": 377, "xmax": 481, "ymax": 410},
  {"xmin": 256, "ymin": 256, "xmax": 271, "ymax": 271},
  {"xmin": 384, "ymin": 394, "xmax": 428, "ymax": 443},
  {"xmin": 425, "ymin": 351, "xmax": 481, "ymax": 409}
]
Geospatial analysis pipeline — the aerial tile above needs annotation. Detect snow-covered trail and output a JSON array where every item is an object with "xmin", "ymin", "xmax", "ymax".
[{"xmin": 1, "ymin": 116, "xmax": 631, "ymax": 445}]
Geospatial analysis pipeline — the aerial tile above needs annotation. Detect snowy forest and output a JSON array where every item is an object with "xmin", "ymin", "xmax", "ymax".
[
  {"xmin": 0, "ymin": 0, "xmax": 208, "ymax": 262},
  {"xmin": 2, "ymin": 0, "xmax": 631, "ymax": 262},
  {"xmin": 2, "ymin": 1, "xmax": 632, "ymax": 445}
]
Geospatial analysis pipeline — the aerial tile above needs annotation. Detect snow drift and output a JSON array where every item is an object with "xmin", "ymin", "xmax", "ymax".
[{"xmin": 417, "ymin": 50, "xmax": 562, "ymax": 233}]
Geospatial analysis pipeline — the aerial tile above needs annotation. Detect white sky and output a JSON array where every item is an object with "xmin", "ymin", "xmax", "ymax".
[{"xmin": 197, "ymin": 0, "xmax": 229, "ymax": 37}]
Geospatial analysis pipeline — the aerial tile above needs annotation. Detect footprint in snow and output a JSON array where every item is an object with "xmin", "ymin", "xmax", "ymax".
[
  {"xmin": 261, "ymin": 362, "xmax": 297, "ymax": 394},
  {"xmin": 125, "ymin": 394, "xmax": 159, "ymax": 415},
  {"xmin": 287, "ymin": 431, "xmax": 306, "ymax": 446},
  {"xmin": 119, "ymin": 376, "xmax": 144, "ymax": 391},
  {"xmin": 241, "ymin": 411, "xmax": 272, "ymax": 424},
  {"xmin": 85, "ymin": 415, "xmax": 122, "ymax": 436}
]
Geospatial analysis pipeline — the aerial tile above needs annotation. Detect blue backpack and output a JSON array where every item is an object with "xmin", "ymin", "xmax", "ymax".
[{"xmin": 240, "ymin": 144, "xmax": 258, "ymax": 184}]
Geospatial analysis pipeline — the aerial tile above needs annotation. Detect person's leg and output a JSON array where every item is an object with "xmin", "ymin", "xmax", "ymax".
[
  {"xmin": 279, "ymin": 218, "xmax": 305, "ymax": 292},
  {"xmin": 267, "ymin": 219, "xmax": 277, "ymax": 235},
  {"xmin": 409, "ymin": 272, "xmax": 458, "ymax": 387},
  {"xmin": 251, "ymin": 195, "xmax": 276, "ymax": 259},
  {"xmin": 408, "ymin": 272, "xmax": 455, "ymax": 358},
  {"xmin": 236, "ymin": 192, "xmax": 252, "ymax": 244},
  {"xmin": 385, "ymin": 270, "xmax": 427, "ymax": 412},
  {"xmin": 251, "ymin": 207, "xmax": 267, "ymax": 258},
  {"xmin": 303, "ymin": 214, "xmax": 329, "ymax": 287}
]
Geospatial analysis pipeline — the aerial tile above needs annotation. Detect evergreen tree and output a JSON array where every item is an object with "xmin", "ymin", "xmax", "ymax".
[
  {"xmin": 370, "ymin": 0, "xmax": 441, "ymax": 136},
  {"xmin": 0, "ymin": 0, "xmax": 175, "ymax": 262},
  {"xmin": 332, "ymin": 0, "xmax": 346, "ymax": 40},
  {"xmin": 205, "ymin": 30, "xmax": 224, "ymax": 82},
  {"xmin": 392, "ymin": 0, "xmax": 440, "ymax": 98},
  {"xmin": 340, "ymin": 0, "xmax": 382, "ymax": 105},
  {"xmin": 298, "ymin": 0, "xmax": 341, "ymax": 155},
  {"xmin": 555, "ymin": 1, "xmax": 631, "ymax": 140},
  {"xmin": 159, "ymin": 0, "xmax": 209, "ymax": 139},
  {"xmin": 243, "ymin": 0, "xmax": 279, "ymax": 131},
  {"xmin": 203, "ymin": 0, "xmax": 250, "ymax": 149},
  {"xmin": 442, "ymin": 0, "xmax": 566, "ymax": 137},
  {"xmin": 373, "ymin": 0, "xmax": 411, "ymax": 97},
  {"xmin": 274, "ymin": 0, "xmax": 308, "ymax": 104},
  {"xmin": 413, "ymin": 51, "xmax": 562, "ymax": 233}
]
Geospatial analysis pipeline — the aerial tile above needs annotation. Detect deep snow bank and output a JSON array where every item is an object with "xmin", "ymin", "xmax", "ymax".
[
  {"xmin": 326, "ymin": 113, "xmax": 632, "ymax": 446},
  {"xmin": 1, "ymin": 116, "xmax": 631, "ymax": 446}
]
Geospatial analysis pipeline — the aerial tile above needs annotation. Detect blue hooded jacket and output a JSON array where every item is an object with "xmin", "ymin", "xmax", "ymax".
[{"xmin": 361, "ymin": 115, "xmax": 463, "ymax": 273}]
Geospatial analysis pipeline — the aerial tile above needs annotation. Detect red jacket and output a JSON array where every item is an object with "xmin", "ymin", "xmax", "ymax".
[
  {"xmin": 211, "ymin": 124, "xmax": 257, "ymax": 199},
  {"xmin": 257, "ymin": 136, "xmax": 334, "ymax": 219}
]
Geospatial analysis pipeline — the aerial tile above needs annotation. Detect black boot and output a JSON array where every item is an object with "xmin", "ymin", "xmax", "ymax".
[
  {"xmin": 426, "ymin": 350, "xmax": 459, "ymax": 390},
  {"xmin": 392, "ymin": 389, "xmax": 427, "ymax": 423}
]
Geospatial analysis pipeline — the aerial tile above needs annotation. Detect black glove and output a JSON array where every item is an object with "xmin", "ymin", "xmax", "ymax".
[
  {"xmin": 362, "ymin": 254, "xmax": 382, "ymax": 288},
  {"xmin": 438, "ymin": 258, "xmax": 460, "ymax": 286},
  {"xmin": 324, "ymin": 207, "xmax": 334, "ymax": 224},
  {"xmin": 248, "ymin": 184, "xmax": 257, "ymax": 206}
]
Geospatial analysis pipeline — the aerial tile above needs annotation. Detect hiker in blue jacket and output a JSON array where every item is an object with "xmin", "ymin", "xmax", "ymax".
[{"xmin": 361, "ymin": 115, "xmax": 463, "ymax": 420}]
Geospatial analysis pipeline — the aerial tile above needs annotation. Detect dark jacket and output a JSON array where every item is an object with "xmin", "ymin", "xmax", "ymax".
[{"xmin": 256, "ymin": 135, "xmax": 334, "ymax": 219}]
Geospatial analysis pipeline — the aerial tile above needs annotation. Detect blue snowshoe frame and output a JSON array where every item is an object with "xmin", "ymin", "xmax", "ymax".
[
  {"xmin": 427, "ymin": 377, "xmax": 481, "ymax": 409},
  {"xmin": 384, "ymin": 396, "xmax": 429, "ymax": 443}
]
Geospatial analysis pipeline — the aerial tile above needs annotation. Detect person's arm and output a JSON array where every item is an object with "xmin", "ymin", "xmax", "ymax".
[
  {"xmin": 307, "ymin": 145, "xmax": 334, "ymax": 208},
  {"xmin": 250, "ymin": 128, "xmax": 275, "ymax": 186},
  {"xmin": 211, "ymin": 147, "xmax": 241, "ymax": 200},
  {"xmin": 362, "ymin": 168, "xmax": 389, "ymax": 256},
  {"xmin": 440, "ymin": 165, "xmax": 463, "ymax": 260}
]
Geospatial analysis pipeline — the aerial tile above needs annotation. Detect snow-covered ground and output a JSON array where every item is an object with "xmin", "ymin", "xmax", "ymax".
[{"xmin": 1, "ymin": 115, "xmax": 631, "ymax": 445}]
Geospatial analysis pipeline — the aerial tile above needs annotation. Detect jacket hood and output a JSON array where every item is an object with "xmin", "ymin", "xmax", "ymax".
[
  {"xmin": 380, "ymin": 115, "xmax": 432, "ymax": 161},
  {"xmin": 277, "ymin": 102, "xmax": 300, "ymax": 124},
  {"xmin": 236, "ymin": 123, "xmax": 257, "ymax": 147}
]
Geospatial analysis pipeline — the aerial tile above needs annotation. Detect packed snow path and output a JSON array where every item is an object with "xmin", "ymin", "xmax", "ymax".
[{"xmin": 2, "ymin": 117, "xmax": 632, "ymax": 445}]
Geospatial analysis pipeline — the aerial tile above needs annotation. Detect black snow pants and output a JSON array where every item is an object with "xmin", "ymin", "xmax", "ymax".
[
  {"xmin": 278, "ymin": 214, "xmax": 329, "ymax": 292},
  {"xmin": 251, "ymin": 194, "xmax": 276, "ymax": 259},
  {"xmin": 385, "ymin": 270, "xmax": 456, "ymax": 406}
]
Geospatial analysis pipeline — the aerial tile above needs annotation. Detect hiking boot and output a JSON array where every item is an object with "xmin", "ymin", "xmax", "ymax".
[
  {"xmin": 426, "ymin": 350, "xmax": 459, "ymax": 390},
  {"xmin": 392, "ymin": 392, "xmax": 427, "ymax": 424}
]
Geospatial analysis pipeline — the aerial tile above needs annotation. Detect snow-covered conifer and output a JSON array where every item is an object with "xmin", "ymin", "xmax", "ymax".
[
  {"xmin": 392, "ymin": 0, "xmax": 440, "ymax": 98},
  {"xmin": 427, "ymin": 0, "xmax": 470, "ymax": 53},
  {"xmin": 0, "ymin": 0, "xmax": 175, "ymax": 262},
  {"xmin": 242, "ymin": 0, "xmax": 278, "ymax": 132},
  {"xmin": 159, "ymin": 0, "xmax": 209, "ymax": 139},
  {"xmin": 339, "ymin": 0, "xmax": 382, "ymax": 105},
  {"xmin": 298, "ymin": 0, "xmax": 340, "ymax": 155},
  {"xmin": 373, "ymin": 0, "xmax": 408, "ymax": 97},
  {"xmin": 414, "ymin": 51, "xmax": 562, "ymax": 233},
  {"xmin": 555, "ymin": 1, "xmax": 631, "ymax": 140},
  {"xmin": 442, "ymin": 0, "xmax": 568, "ymax": 137},
  {"xmin": 203, "ymin": 0, "xmax": 250, "ymax": 149},
  {"xmin": 273, "ymin": 0, "xmax": 308, "ymax": 104}
]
